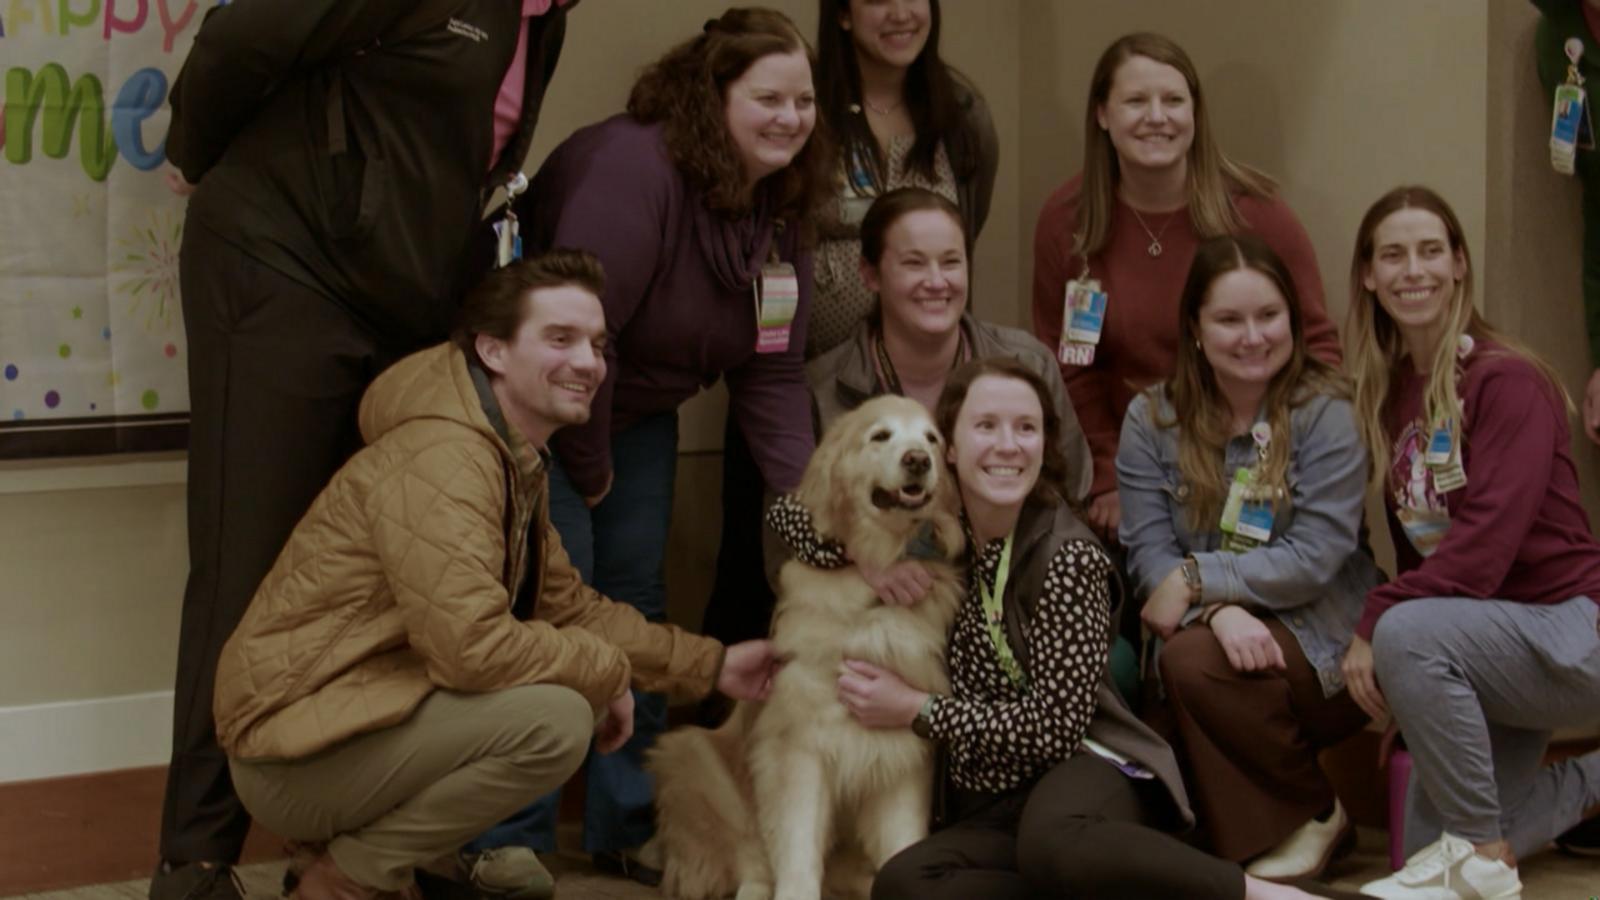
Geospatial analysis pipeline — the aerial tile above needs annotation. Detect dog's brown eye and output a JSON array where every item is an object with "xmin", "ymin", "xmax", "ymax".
[
  {"xmin": 926, "ymin": 431, "xmax": 939, "ymax": 444},
  {"xmin": 870, "ymin": 430, "xmax": 891, "ymax": 443}
]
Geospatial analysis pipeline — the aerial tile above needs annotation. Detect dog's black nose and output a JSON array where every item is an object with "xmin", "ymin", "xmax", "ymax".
[{"xmin": 902, "ymin": 449, "xmax": 930, "ymax": 475}]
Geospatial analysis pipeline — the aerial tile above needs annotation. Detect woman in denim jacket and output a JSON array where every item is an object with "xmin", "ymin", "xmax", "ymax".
[{"xmin": 1118, "ymin": 234, "xmax": 1380, "ymax": 883}]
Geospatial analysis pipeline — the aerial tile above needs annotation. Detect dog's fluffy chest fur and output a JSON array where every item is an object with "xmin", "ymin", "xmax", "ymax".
[{"xmin": 770, "ymin": 561, "xmax": 960, "ymax": 700}]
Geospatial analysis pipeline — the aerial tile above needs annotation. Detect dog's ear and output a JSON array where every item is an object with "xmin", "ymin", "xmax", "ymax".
[
  {"xmin": 929, "ymin": 471, "xmax": 966, "ymax": 561},
  {"xmin": 795, "ymin": 408, "xmax": 855, "ymax": 541}
]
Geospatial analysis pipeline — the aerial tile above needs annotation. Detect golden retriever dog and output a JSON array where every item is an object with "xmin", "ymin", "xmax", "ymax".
[{"xmin": 648, "ymin": 396, "xmax": 965, "ymax": 900}]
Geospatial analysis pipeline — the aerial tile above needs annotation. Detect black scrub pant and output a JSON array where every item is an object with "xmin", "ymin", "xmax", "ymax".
[
  {"xmin": 701, "ymin": 418, "xmax": 777, "ymax": 645},
  {"xmin": 873, "ymin": 754, "xmax": 1244, "ymax": 900},
  {"xmin": 159, "ymin": 223, "xmax": 405, "ymax": 864}
]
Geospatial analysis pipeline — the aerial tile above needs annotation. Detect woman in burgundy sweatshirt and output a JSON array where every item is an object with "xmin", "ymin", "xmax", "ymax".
[
  {"xmin": 476, "ymin": 8, "xmax": 833, "ymax": 879},
  {"xmin": 1341, "ymin": 186, "xmax": 1600, "ymax": 900}
]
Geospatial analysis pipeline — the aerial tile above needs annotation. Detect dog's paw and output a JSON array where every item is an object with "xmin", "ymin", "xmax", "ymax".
[{"xmin": 735, "ymin": 883, "xmax": 774, "ymax": 900}]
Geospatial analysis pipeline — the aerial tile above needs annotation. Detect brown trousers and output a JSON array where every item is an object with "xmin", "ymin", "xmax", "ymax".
[
  {"xmin": 230, "ymin": 685, "xmax": 595, "ymax": 890},
  {"xmin": 1155, "ymin": 616, "xmax": 1367, "ymax": 862}
]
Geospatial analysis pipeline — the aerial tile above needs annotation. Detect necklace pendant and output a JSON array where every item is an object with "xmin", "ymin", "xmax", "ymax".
[{"xmin": 1147, "ymin": 240, "xmax": 1163, "ymax": 257}]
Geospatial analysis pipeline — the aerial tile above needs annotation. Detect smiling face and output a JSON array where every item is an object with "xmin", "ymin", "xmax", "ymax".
[
  {"xmin": 1096, "ymin": 54, "xmax": 1195, "ymax": 179},
  {"xmin": 945, "ymin": 374, "xmax": 1045, "ymax": 520},
  {"xmin": 476, "ymin": 284, "xmax": 607, "ymax": 445},
  {"xmin": 1197, "ymin": 267, "xmax": 1293, "ymax": 396},
  {"xmin": 724, "ymin": 49, "xmax": 817, "ymax": 189},
  {"xmin": 862, "ymin": 207, "xmax": 968, "ymax": 342},
  {"xmin": 1362, "ymin": 207, "xmax": 1467, "ymax": 360},
  {"xmin": 841, "ymin": 0, "xmax": 931, "ymax": 72}
]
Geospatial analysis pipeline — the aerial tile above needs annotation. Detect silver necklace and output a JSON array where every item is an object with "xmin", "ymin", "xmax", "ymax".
[
  {"xmin": 862, "ymin": 95, "xmax": 903, "ymax": 116},
  {"xmin": 1129, "ymin": 207, "xmax": 1178, "ymax": 257}
]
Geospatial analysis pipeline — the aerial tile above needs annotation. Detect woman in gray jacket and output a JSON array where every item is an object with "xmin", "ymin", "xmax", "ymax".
[{"xmin": 1118, "ymin": 235, "xmax": 1379, "ymax": 882}]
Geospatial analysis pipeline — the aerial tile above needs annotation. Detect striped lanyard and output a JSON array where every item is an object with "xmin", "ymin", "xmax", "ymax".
[{"xmin": 978, "ymin": 533, "xmax": 1027, "ymax": 690}]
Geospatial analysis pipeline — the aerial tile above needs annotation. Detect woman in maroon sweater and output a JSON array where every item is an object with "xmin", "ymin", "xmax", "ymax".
[
  {"xmin": 1341, "ymin": 186, "xmax": 1600, "ymax": 900},
  {"xmin": 1031, "ymin": 32, "xmax": 1340, "ymax": 541},
  {"xmin": 479, "ymin": 8, "xmax": 833, "ymax": 879}
]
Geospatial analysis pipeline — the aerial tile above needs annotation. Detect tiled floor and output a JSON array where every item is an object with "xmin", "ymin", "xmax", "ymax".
[{"xmin": 12, "ymin": 830, "xmax": 1596, "ymax": 900}]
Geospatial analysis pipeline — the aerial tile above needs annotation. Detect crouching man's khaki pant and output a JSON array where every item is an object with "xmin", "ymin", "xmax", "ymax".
[{"xmin": 231, "ymin": 684, "xmax": 595, "ymax": 890}]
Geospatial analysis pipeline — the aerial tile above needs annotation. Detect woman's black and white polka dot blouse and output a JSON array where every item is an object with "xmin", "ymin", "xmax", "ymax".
[{"xmin": 766, "ymin": 494, "xmax": 1114, "ymax": 793}]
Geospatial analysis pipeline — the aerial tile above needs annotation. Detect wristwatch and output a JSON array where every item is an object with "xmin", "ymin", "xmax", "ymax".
[
  {"xmin": 1180, "ymin": 555, "xmax": 1202, "ymax": 603},
  {"xmin": 912, "ymin": 694, "xmax": 940, "ymax": 739}
]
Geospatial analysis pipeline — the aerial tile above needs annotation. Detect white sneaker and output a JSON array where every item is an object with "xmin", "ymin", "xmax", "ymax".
[
  {"xmin": 1360, "ymin": 832, "xmax": 1522, "ymax": 900},
  {"xmin": 1246, "ymin": 798, "xmax": 1353, "ymax": 880}
]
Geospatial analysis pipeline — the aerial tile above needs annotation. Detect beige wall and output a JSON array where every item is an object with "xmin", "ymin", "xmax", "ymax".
[
  {"xmin": 0, "ymin": 469, "xmax": 186, "ymax": 707},
  {"xmin": 4, "ymin": 0, "xmax": 1590, "ymax": 775},
  {"xmin": 1486, "ymin": 1, "xmax": 1600, "ymax": 513}
]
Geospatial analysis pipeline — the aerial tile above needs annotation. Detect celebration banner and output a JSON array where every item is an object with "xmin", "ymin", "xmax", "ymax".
[{"xmin": 0, "ymin": 0, "xmax": 204, "ymax": 458}]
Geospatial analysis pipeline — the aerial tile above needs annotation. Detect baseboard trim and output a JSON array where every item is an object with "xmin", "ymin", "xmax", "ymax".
[{"xmin": 0, "ymin": 690, "xmax": 174, "ymax": 783}]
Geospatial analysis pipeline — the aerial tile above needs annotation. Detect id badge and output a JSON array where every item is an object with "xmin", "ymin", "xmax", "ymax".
[
  {"xmin": 1216, "ymin": 464, "xmax": 1267, "ymax": 550},
  {"xmin": 494, "ymin": 215, "xmax": 522, "ymax": 268},
  {"xmin": 1431, "ymin": 460, "xmax": 1468, "ymax": 494},
  {"xmin": 754, "ymin": 263, "xmax": 799, "ymax": 354},
  {"xmin": 1058, "ymin": 277, "xmax": 1107, "ymax": 366},
  {"xmin": 839, "ymin": 194, "xmax": 874, "ymax": 227},
  {"xmin": 1234, "ymin": 501, "xmax": 1275, "ymax": 543},
  {"xmin": 1552, "ymin": 82, "xmax": 1589, "ymax": 175},
  {"xmin": 1424, "ymin": 424, "xmax": 1453, "ymax": 466},
  {"xmin": 1218, "ymin": 467, "xmax": 1271, "ymax": 551},
  {"xmin": 1398, "ymin": 506, "xmax": 1451, "ymax": 558}
]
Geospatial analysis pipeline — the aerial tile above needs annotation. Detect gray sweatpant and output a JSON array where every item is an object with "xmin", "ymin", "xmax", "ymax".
[{"xmin": 1372, "ymin": 595, "xmax": 1600, "ymax": 858}]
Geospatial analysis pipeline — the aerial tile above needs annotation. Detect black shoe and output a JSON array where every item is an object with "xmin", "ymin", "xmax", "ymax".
[
  {"xmin": 1555, "ymin": 813, "xmax": 1600, "ymax": 857},
  {"xmin": 149, "ymin": 861, "xmax": 245, "ymax": 900},
  {"xmin": 590, "ymin": 848, "xmax": 662, "ymax": 888}
]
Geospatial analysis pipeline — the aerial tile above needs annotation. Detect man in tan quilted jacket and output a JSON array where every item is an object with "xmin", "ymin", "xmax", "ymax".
[{"xmin": 210, "ymin": 250, "xmax": 778, "ymax": 900}]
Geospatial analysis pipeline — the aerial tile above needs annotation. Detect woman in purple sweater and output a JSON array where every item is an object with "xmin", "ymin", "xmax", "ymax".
[
  {"xmin": 1341, "ymin": 186, "xmax": 1600, "ymax": 900},
  {"xmin": 473, "ymin": 8, "xmax": 833, "ymax": 880}
]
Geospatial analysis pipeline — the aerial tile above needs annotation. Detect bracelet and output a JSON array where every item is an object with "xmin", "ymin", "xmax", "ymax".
[
  {"xmin": 1198, "ymin": 602, "xmax": 1237, "ymax": 626},
  {"xmin": 1180, "ymin": 555, "xmax": 1202, "ymax": 604},
  {"xmin": 912, "ymin": 693, "xmax": 940, "ymax": 739}
]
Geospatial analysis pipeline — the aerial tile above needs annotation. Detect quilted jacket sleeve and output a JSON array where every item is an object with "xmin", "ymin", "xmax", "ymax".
[
  {"xmin": 367, "ymin": 432, "xmax": 633, "ymax": 711},
  {"xmin": 533, "ymin": 521, "xmax": 725, "ymax": 703}
]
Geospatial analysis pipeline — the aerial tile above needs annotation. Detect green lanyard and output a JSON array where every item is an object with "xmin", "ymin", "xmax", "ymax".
[{"xmin": 979, "ymin": 533, "xmax": 1027, "ymax": 690}]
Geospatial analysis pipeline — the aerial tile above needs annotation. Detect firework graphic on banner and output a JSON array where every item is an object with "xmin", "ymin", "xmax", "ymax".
[{"xmin": 114, "ymin": 208, "xmax": 184, "ymax": 333}]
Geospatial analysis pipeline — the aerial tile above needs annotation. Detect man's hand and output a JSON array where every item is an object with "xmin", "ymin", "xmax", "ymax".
[
  {"xmin": 1139, "ymin": 565, "xmax": 1192, "ymax": 639},
  {"xmin": 836, "ymin": 659, "xmax": 923, "ymax": 729},
  {"xmin": 1087, "ymin": 490, "xmax": 1122, "ymax": 542},
  {"xmin": 1208, "ymin": 606, "xmax": 1286, "ymax": 672},
  {"xmin": 717, "ymin": 639, "xmax": 779, "ymax": 701},
  {"xmin": 583, "ymin": 471, "xmax": 615, "ymax": 509},
  {"xmin": 1584, "ymin": 369, "xmax": 1600, "ymax": 446},
  {"xmin": 163, "ymin": 166, "xmax": 198, "ymax": 197},
  {"xmin": 859, "ymin": 559, "xmax": 933, "ymax": 606},
  {"xmin": 1341, "ymin": 635, "xmax": 1389, "ymax": 723},
  {"xmin": 594, "ymin": 688, "xmax": 634, "ymax": 754}
]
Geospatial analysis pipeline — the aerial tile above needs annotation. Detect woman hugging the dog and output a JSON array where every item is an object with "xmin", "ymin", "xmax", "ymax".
[{"xmin": 771, "ymin": 354, "xmax": 1352, "ymax": 899}]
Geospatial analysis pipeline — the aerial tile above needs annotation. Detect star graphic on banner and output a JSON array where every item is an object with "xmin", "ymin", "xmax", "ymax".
[
  {"xmin": 106, "ymin": 372, "xmax": 122, "ymax": 387},
  {"xmin": 72, "ymin": 194, "xmax": 93, "ymax": 218},
  {"xmin": 71, "ymin": 306, "xmax": 83, "ymax": 320}
]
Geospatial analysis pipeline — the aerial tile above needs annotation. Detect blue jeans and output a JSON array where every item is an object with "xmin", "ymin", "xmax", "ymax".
[{"xmin": 468, "ymin": 412, "xmax": 679, "ymax": 854}]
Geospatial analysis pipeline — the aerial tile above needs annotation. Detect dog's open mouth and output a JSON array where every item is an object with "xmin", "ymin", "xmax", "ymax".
[{"xmin": 871, "ymin": 482, "xmax": 931, "ymax": 511}]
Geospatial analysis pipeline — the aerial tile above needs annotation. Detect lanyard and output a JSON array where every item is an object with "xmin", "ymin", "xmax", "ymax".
[
  {"xmin": 872, "ymin": 327, "xmax": 968, "ymax": 397},
  {"xmin": 978, "ymin": 533, "xmax": 1026, "ymax": 690}
]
